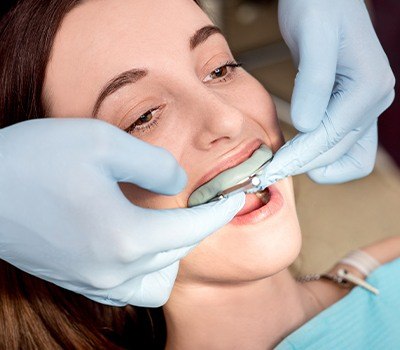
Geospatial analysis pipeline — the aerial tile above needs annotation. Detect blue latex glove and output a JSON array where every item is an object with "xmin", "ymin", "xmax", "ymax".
[
  {"xmin": 262, "ymin": 0, "xmax": 395, "ymax": 186},
  {"xmin": 0, "ymin": 118, "xmax": 245, "ymax": 307}
]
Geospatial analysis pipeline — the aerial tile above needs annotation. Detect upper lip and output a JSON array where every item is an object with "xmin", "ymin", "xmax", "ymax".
[{"xmin": 193, "ymin": 139, "xmax": 264, "ymax": 191}]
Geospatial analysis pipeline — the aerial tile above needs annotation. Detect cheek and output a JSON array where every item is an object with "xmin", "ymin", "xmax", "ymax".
[{"xmin": 234, "ymin": 75, "xmax": 285, "ymax": 151}]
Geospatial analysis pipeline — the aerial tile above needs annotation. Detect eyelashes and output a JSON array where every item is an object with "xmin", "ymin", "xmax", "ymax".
[
  {"xmin": 124, "ymin": 107, "xmax": 162, "ymax": 135},
  {"xmin": 203, "ymin": 60, "xmax": 243, "ymax": 83},
  {"xmin": 124, "ymin": 60, "xmax": 243, "ymax": 135}
]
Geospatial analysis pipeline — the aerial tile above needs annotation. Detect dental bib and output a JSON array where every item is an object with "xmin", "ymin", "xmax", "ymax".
[{"xmin": 188, "ymin": 144, "xmax": 273, "ymax": 207}]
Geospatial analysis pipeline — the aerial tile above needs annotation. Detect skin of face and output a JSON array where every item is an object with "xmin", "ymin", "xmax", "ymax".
[{"xmin": 44, "ymin": 0, "xmax": 302, "ymax": 287}]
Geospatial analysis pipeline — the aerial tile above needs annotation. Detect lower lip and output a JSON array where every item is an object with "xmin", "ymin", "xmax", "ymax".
[{"xmin": 230, "ymin": 184, "xmax": 284, "ymax": 226}]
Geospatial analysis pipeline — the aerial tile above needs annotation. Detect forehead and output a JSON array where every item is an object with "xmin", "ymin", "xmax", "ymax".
[{"xmin": 45, "ymin": 0, "xmax": 212, "ymax": 116}]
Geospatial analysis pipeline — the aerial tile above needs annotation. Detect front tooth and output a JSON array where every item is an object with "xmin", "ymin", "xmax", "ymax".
[{"xmin": 188, "ymin": 144, "xmax": 273, "ymax": 207}]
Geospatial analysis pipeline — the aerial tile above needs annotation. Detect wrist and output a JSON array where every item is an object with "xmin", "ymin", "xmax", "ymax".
[{"xmin": 331, "ymin": 249, "xmax": 381, "ymax": 278}]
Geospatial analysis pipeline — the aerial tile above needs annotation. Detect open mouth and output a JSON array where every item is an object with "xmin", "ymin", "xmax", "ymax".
[
  {"xmin": 188, "ymin": 144, "xmax": 273, "ymax": 207},
  {"xmin": 236, "ymin": 187, "xmax": 271, "ymax": 217},
  {"xmin": 256, "ymin": 187, "xmax": 271, "ymax": 204},
  {"xmin": 231, "ymin": 184, "xmax": 283, "ymax": 226}
]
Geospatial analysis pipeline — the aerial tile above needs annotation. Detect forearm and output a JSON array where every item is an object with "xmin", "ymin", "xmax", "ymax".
[
  {"xmin": 360, "ymin": 236, "xmax": 400, "ymax": 266},
  {"xmin": 330, "ymin": 236, "xmax": 400, "ymax": 279}
]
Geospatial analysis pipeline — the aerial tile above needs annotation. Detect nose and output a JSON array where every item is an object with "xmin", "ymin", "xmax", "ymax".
[{"xmin": 189, "ymin": 86, "xmax": 245, "ymax": 149}]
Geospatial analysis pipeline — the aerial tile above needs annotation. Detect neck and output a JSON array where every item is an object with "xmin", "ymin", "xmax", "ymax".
[{"xmin": 163, "ymin": 269, "xmax": 318, "ymax": 350}]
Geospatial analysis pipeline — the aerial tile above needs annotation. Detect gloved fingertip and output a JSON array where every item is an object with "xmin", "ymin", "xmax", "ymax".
[
  {"xmin": 258, "ymin": 152, "xmax": 294, "ymax": 187},
  {"xmin": 201, "ymin": 192, "xmax": 245, "ymax": 219},
  {"xmin": 131, "ymin": 146, "xmax": 188, "ymax": 195},
  {"xmin": 291, "ymin": 115, "xmax": 321, "ymax": 133},
  {"xmin": 308, "ymin": 162, "xmax": 374, "ymax": 185},
  {"xmin": 291, "ymin": 69, "xmax": 333, "ymax": 133},
  {"xmin": 146, "ymin": 147, "xmax": 188, "ymax": 195},
  {"xmin": 227, "ymin": 192, "xmax": 246, "ymax": 215},
  {"xmin": 217, "ymin": 192, "xmax": 246, "ymax": 216},
  {"xmin": 307, "ymin": 167, "xmax": 351, "ymax": 185},
  {"xmin": 159, "ymin": 162, "xmax": 188, "ymax": 196},
  {"xmin": 307, "ymin": 168, "xmax": 330, "ymax": 184},
  {"xmin": 291, "ymin": 99, "xmax": 326, "ymax": 133}
]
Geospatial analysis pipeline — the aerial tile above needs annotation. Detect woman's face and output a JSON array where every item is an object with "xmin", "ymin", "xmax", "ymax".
[{"xmin": 44, "ymin": 0, "xmax": 301, "ymax": 284}]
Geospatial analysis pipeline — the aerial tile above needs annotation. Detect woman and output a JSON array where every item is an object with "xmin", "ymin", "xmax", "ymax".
[{"xmin": 0, "ymin": 0, "xmax": 399, "ymax": 349}]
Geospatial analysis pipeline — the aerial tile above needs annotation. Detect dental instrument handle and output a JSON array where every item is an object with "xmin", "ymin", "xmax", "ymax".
[
  {"xmin": 207, "ymin": 158, "xmax": 273, "ymax": 203},
  {"xmin": 222, "ymin": 157, "xmax": 274, "ymax": 197},
  {"xmin": 215, "ymin": 177, "xmax": 261, "ymax": 200}
]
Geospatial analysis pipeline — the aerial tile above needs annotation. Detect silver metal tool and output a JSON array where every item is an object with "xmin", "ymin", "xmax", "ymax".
[{"xmin": 207, "ymin": 157, "xmax": 274, "ymax": 203}]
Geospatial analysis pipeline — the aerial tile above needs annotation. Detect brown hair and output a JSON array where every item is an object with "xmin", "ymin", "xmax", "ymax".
[
  {"xmin": 0, "ymin": 0, "xmax": 200, "ymax": 348},
  {"xmin": 0, "ymin": 260, "xmax": 167, "ymax": 349}
]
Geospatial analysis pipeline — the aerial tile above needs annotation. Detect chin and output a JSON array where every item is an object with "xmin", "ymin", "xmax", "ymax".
[
  {"xmin": 179, "ymin": 223, "xmax": 302, "ymax": 284},
  {"xmin": 178, "ymin": 179, "xmax": 302, "ymax": 284}
]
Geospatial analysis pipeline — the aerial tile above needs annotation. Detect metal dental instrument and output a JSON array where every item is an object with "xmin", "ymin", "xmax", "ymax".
[{"xmin": 207, "ymin": 156, "xmax": 274, "ymax": 203}]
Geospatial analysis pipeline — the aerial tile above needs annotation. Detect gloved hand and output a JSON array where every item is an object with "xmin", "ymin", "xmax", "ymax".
[
  {"xmin": 262, "ymin": 0, "xmax": 395, "ymax": 186},
  {"xmin": 0, "ymin": 118, "xmax": 245, "ymax": 307}
]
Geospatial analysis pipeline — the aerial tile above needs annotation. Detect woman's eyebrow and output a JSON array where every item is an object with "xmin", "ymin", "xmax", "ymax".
[
  {"xmin": 92, "ymin": 69, "xmax": 147, "ymax": 117},
  {"xmin": 92, "ymin": 25, "xmax": 223, "ymax": 117},
  {"xmin": 190, "ymin": 25, "xmax": 223, "ymax": 50}
]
